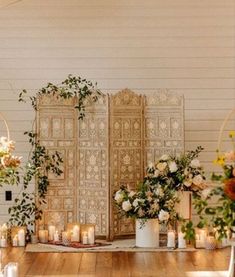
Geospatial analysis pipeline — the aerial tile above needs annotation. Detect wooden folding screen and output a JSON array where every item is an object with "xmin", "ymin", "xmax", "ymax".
[{"xmin": 37, "ymin": 90, "xmax": 184, "ymax": 239}]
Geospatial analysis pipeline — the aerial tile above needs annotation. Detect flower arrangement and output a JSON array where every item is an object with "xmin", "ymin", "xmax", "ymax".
[
  {"xmin": 114, "ymin": 179, "xmax": 178, "ymax": 225},
  {"xmin": 0, "ymin": 136, "xmax": 21, "ymax": 186},
  {"xmin": 114, "ymin": 147, "xmax": 205, "ymax": 226},
  {"xmin": 192, "ymin": 131, "xmax": 235, "ymax": 239},
  {"xmin": 147, "ymin": 146, "xmax": 206, "ymax": 193}
]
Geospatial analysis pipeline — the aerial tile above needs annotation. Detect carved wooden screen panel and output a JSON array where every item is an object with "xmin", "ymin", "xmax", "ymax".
[
  {"xmin": 144, "ymin": 90, "xmax": 184, "ymax": 166},
  {"xmin": 37, "ymin": 96, "xmax": 77, "ymax": 231},
  {"xmin": 109, "ymin": 90, "xmax": 144, "ymax": 239},
  {"xmin": 37, "ymin": 90, "xmax": 184, "ymax": 239},
  {"xmin": 77, "ymin": 96, "xmax": 109, "ymax": 237}
]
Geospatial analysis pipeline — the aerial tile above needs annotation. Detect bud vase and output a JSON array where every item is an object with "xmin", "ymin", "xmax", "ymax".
[{"xmin": 135, "ymin": 218, "xmax": 159, "ymax": 248}]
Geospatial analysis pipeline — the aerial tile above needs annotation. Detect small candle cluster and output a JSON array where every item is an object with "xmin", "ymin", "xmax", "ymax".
[
  {"xmin": 0, "ymin": 224, "xmax": 8, "ymax": 248},
  {"xmin": 11, "ymin": 227, "xmax": 26, "ymax": 247},
  {"xmin": 38, "ymin": 223, "xmax": 95, "ymax": 246},
  {"xmin": 195, "ymin": 228, "xmax": 232, "ymax": 250},
  {"xmin": 167, "ymin": 228, "xmax": 186, "ymax": 249}
]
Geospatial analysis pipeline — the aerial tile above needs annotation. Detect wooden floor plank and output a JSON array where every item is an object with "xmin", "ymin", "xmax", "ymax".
[
  {"xmin": 78, "ymin": 253, "xmax": 97, "ymax": 275},
  {"xmin": 0, "ymin": 247, "xmax": 230, "ymax": 277}
]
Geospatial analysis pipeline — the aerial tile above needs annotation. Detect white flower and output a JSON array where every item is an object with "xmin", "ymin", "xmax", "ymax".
[
  {"xmin": 193, "ymin": 174, "xmax": 203, "ymax": 186},
  {"xmin": 133, "ymin": 198, "xmax": 140, "ymax": 208},
  {"xmin": 156, "ymin": 162, "xmax": 167, "ymax": 172},
  {"xmin": 168, "ymin": 161, "xmax": 178, "ymax": 173},
  {"xmin": 114, "ymin": 190, "xmax": 124, "ymax": 204},
  {"xmin": 155, "ymin": 186, "xmax": 164, "ymax": 197},
  {"xmin": 154, "ymin": 170, "xmax": 160, "ymax": 177},
  {"xmin": 190, "ymin": 159, "xmax": 201, "ymax": 168},
  {"xmin": 148, "ymin": 162, "xmax": 154, "ymax": 168},
  {"xmin": 201, "ymin": 188, "xmax": 212, "ymax": 199},
  {"xmin": 158, "ymin": 210, "xmax": 170, "ymax": 222},
  {"xmin": 160, "ymin": 154, "xmax": 170, "ymax": 161},
  {"xmin": 0, "ymin": 137, "xmax": 8, "ymax": 145},
  {"xmin": 128, "ymin": 191, "xmax": 136, "ymax": 198},
  {"xmin": 122, "ymin": 200, "xmax": 132, "ymax": 212}
]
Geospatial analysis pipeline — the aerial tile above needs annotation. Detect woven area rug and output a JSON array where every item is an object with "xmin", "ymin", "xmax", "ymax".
[{"xmin": 25, "ymin": 239, "xmax": 196, "ymax": 253}]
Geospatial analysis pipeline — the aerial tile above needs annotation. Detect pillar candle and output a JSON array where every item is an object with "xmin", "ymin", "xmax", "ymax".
[
  {"xmin": 4, "ymin": 262, "xmax": 18, "ymax": 277},
  {"xmin": 198, "ymin": 229, "xmax": 206, "ymax": 247},
  {"xmin": 178, "ymin": 231, "xmax": 186, "ymax": 249},
  {"xmin": 38, "ymin": 230, "xmax": 48, "ymax": 243},
  {"xmin": 18, "ymin": 229, "xmax": 25, "ymax": 247},
  {"xmin": 12, "ymin": 235, "xmax": 18, "ymax": 247},
  {"xmin": 71, "ymin": 225, "xmax": 80, "ymax": 242},
  {"xmin": 88, "ymin": 227, "xmax": 95, "ymax": 244},
  {"xmin": 167, "ymin": 230, "xmax": 175, "ymax": 248},
  {"xmin": 48, "ymin": 225, "xmax": 56, "ymax": 241},
  {"xmin": 53, "ymin": 231, "xmax": 60, "ymax": 242},
  {"xmin": 0, "ymin": 236, "xmax": 6, "ymax": 248},
  {"xmin": 82, "ymin": 232, "xmax": 88, "ymax": 245}
]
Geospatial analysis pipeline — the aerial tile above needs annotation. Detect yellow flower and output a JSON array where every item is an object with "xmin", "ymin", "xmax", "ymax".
[
  {"xmin": 229, "ymin": 130, "xmax": 235, "ymax": 138},
  {"xmin": 213, "ymin": 155, "xmax": 225, "ymax": 166}
]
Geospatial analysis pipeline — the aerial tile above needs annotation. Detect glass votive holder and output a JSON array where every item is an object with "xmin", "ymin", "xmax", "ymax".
[{"xmin": 205, "ymin": 236, "xmax": 217, "ymax": 250}]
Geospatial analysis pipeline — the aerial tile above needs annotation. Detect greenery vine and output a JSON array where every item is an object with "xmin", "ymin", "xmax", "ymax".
[{"xmin": 8, "ymin": 75, "xmax": 103, "ymax": 229}]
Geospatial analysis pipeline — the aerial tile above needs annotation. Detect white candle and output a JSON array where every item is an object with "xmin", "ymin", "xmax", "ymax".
[
  {"xmin": 198, "ymin": 229, "xmax": 206, "ymax": 247},
  {"xmin": 48, "ymin": 225, "xmax": 56, "ymax": 241},
  {"xmin": 4, "ymin": 262, "xmax": 18, "ymax": 277},
  {"xmin": 167, "ymin": 231, "xmax": 175, "ymax": 248},
  {"xmin": 38, "ymin": 230, "xmax": 48, "ymax": 243},
  {"xmin": 82, "ymin": 232, "xmax": 88, "ymax": 245},
  {"xmin": 53, "ymin": 231, "xmax": 59, "ymax": 242},
  {"xmin": 195, "ymin": 239, "xmax": 204, "ymax": 248},
  {"xmin": 88, "ymin": 227, "xmax": 95, "ymax": 244},
  {"xmin": 18, "ymin": 229, "xmax": 25, "ymax": 247},
  {"xmin": 71, "ymin": 225, "xmax": 80, "ymax": 242},
  {"xmin": 178, "ymin": 232, "xmax": 186, "ymax": 249},
  {"xmin": 0, "ymin": 236, "xmax": 6, "ymax": 248},
  {"xmin": 12, "ymin": 235, "xmax": 18, "ymax": 247}
]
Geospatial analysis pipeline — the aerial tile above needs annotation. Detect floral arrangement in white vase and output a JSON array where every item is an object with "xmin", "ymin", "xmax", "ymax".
[{"xmin": 114, "ymin": 178, "xmax": 179, "ymax": 225}]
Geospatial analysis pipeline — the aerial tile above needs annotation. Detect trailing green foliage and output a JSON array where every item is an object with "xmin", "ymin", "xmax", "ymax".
[
  {"xmin": 9, "ymin": 75, "xmax": 102, "ymax": 228},
  {"xmin": 19, "ymin": 74, "xmax": 102, "ymax": 119},
  {"xmin": 8, "ymin": 131, "xmax": 63, "ymax": 227}
]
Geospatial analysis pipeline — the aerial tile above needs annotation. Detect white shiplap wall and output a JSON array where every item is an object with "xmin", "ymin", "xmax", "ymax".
[{"xmin": 0, "ymin": 0, "xmax": 234, "ymax": 223}]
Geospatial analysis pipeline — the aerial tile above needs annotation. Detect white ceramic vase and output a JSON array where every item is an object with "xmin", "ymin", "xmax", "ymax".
[
  {"xmin": 135, "ymin": 218, "xmax": 159, "ymax": 248},
  {"xmin": 176, "ymin": 191, "xmax": 192, "ymax": 220}
]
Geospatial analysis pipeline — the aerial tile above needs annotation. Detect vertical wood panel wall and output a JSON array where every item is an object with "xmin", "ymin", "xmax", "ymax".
[{"xmin": 0, "ymin": 0, "xmax": 234, "ymax": 223}]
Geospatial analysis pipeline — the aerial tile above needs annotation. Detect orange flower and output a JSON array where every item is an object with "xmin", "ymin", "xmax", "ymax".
[{"xmin": 224, "ymin": 178, "xmax": 235, "ymax": 201}]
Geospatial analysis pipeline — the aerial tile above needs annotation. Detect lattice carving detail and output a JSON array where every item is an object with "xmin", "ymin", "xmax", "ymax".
[
  {"xmin": 77, "ymin": 95, "xmax": 109, "ymax": 236},
  {"xmin": 110, "ymin": 89, "xmax": 144, "ymax": 238},
  {"xmin": 37, "ymin": 95, "xmax": 77, "ymax": 232},
  {"xmin": 144, "ymin": 90, "xmax": 184, "ymax": 166}
]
